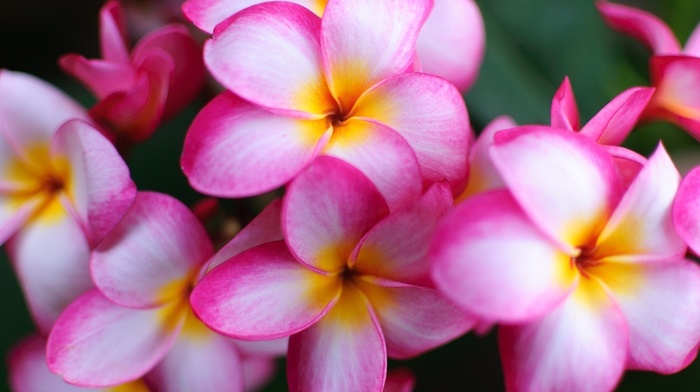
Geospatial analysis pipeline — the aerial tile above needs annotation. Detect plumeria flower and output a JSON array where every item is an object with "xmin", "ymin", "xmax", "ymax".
[
  {"xmin": 60, "ymin": 0, "xmax": 204, "ymax": 146},
  {"xmin": 47, "ymin": 192, "xmax": 283, "ymax": 390},
  {"xmin": 431, "ymin": 127, "xmax": 700, "ymax": 391},
  {"xmin": 191, "ymin": 156, "xmax": 474, "ymax": 392},
  {"xmin": 182, "ymin": 0, "xmax": 484, "ymax": 92},
  {"xmin": 598, "ymin": 1, "xmax": 700, "ymax": 139},
  {"xmin": 181, "ymin": 0, "xmax": 471, "ymax": 210},
  {"xmin": 0, "ymin": 70, "xmax": 135, "ymax": 333}
]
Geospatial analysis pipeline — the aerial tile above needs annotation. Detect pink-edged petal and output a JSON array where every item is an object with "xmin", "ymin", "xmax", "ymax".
[
  {"xmin": 415, "ymin": 0, "xmax": 484, "ymax": 91},
  {"xmin": 354, "ymin": 278, "xmax": 473, "ymax": 359},
  {"xmin": 52, "ymin": 120, "xmax": 136, "ymax": 247},
  {"xmin": 321, "ymin": 0, "xmax": 432, "ymax": 112},
  {"xmin": 491, "ymin": 126, "xmax": 623, "ymax": 251},
  {"xmin": 593, "ymin": 144, "xmax": 685, "ymax": 262},
  {"xmin": 597, "ymin": 1, "xmax": 681, "ymax": 55},
  {"xmin": 181, "ymin": 92, "xmax": 328, "ymax": 198},
  {"xmin": 684, "ymin": 22, "xmax": 700, "ymax": 56},
  {"xmin": 499, "ymin": 280, "xmax": 628, "ymax": 392},
  {"xmin": 321, "ymin": 119, "xmax": 422, "ymax": 211},
  {"xmin": 550, "ymin": 76, "xmax": 580, "ymax": 131},
  {"xmin": 0, "ymin": 195, "xmax": 44, "ymax": 246},
  {"xmin": 92, "ymin": 192, "xmax": 213, "ymax": 309},
  {"xmin": 204, "ymin": 2, "xmax": 335, "ymax": 117},
  {"xmin": 649, "ymin": 56, "xmax": 700, "ymax": 132},
  {"xmin": 207, "ymin": 198, "xmax": 283, "ymax": 271},
  {"xmin": 191, "ymin": 241, "xmax": 341, "ymax": 339},
  {"xmin": 99, "ymin": 0, "xmax": 130, "ymax": 64},
  {"xmin": 674, "ymin": 166, "xmax": 700, "ymax": 255},
  {"xmin": 605, "ymin": 145, "xmax": 646, "ymax": 189},
  {"xmin": 283, "ymin": 155, "xmax": 389, "ymax": 273},
  {"xmin": 241, "ymin": 357, "xmax": 277, "ymax": 392},
  {"xmin": 8, "ymin": 208, "xmax": 92, "ymax": 334},
  {"xmin": 47, "ymin": 289, "xmax": 185, "ymax": 387},
  {"xmin": 287, "ymin": 283, "xmax": 386, "ymax": 392},
  {"xmin": 383, "ymin": 368, "xmax": 416, "ymax": 392},
  {"xmin": 352, "ymin": 72, "xmax": 470, "ymax": 186},
  {"xmin": 430, "ymin": 191, "xmax": 576, "ymax": 323},
  {"xmin": 588, "ymin": 260, "xmax": 700, "ymax": 373},
  {"xmin": 353, "ymin": 182, "xmax": 453, "ymax": 286},
  {"xmin": 579, "ymin": 87, "xmax": 655, "ymax": 145},
  {"xmin": 59, "ymin": 55, "xmax": 136, "ymax": 100}
]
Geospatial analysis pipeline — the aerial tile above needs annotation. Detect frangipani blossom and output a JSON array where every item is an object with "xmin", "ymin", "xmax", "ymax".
[
  {"xmin": 47, "ymin": 192, "xmax": 282, "ymax": 390},
  {"xmin": 598, "ymin": 1, "xmax": 700, "ymax": 139},
  {"xmin": 191, "ymin": 157, "xmax": 474, "ymax": 392},
  {"xmin": 181, "ymin": 0, "xmax": 471, "ymax": 210},
  {"xmin": 431, "ymin": 127, "xmax": 700, "ymax": 391},
  {"xmin": 0, "ymin": 70, "xmax": 136, "ymax": 333},
  {"xmin": 60, "ymin": 0, "xmax": 204, "ymax": 145},
  {"xmin": 182, "ymin": 0, "xmax": 484, "ymax": 91}
]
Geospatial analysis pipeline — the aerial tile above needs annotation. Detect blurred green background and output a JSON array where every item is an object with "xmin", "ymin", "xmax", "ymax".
[{"xmin": 2, "ymin": 0, "xmax": 700, "ymax": 390}]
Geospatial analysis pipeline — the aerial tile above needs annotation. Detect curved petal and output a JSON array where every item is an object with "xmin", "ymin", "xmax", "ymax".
[
  {"xmin": 430, "ymin": 190, "xmax": 576, "ymax": 323},
  {"xmin": 593, "ymin": 144, "xmax": 685, "ymax": 263},
  {"xmin": 605, "ymin": 145, "xmax": 646, "ymax": 189},
  {"xmin": 550, "ymin": 77, "xmax": 580, "ymax": 131},
  {"xmin": 287, "ymin": 283, "xmax": 387, "ymax": 392},
  {"xmin": 204, "ymin": 3, "xmax": 335, "ymax": 117},
  {"xmin": 353, "ymin": 182, "xmax": 453, "ymax": 286},
  {"xmin": 499, "ymin": 281, "xmax": 627, "ymax": 392},
  {"xmin": 181, "ymin": 92, "xmax": 328, "ymax": 197},
  {"xmin": 597, "ymin": 1, "xmax": 681, "ymax": 55},
  {"xmin": 684, "ymin": 21, "xmax": 700, "ymax": 56},
  {"xmin": 352, "ymin": 72, "xmax": 470, "ymax": 185},
  {"xmin": 58, "ymin": 55, "xmax": 136, "ymax": 100},
  {"xmin": 579, "ymin": 87, "xmax": 655, "ymax": 145},
  {"xmin": 588, "ymin": 260, "xmax": 700, "ymax": 373},
  {"xmin": 491, "ymin": 126, "xmax": 623, "ymax": 252},
  {"xmin": 321, "ymin": 0, "xmax": 432, "ymax": 112},
  {"xmin": 321, "ymin": 119, "xmax": 422, "ymax": 211},
  {"xmin": 283, "ymin": 156, "xmax": 389, "ymax": 273},
  {"xmin": 649, "ymin": 56, "xmax": 700, "ymax": 132},
  {"xmin": 92, "ymin": 192, "xmax": 213, "ymax": 309},
  {"xmin": 47, "ymin": 289, "xmax": 185, "ymax": 387},
  {"xmin": 99, "ymin": 0, "xmax": 130, "ymax": 64},
  {"xmin": 191, "ymin": 241, "xmax": 341, "ymax": 339},
  {"xmin": 0, "ymin": 195, "xmax": 44, "ymax": 246},
  {"xmin": 674, "ymin": 166, "xmax": 700, "ymax": 256}
]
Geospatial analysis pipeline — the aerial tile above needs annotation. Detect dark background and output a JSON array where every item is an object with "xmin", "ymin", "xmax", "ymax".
[{"xmin": 2, "ymin": 0, "xmax": 700, "ymax": 390}]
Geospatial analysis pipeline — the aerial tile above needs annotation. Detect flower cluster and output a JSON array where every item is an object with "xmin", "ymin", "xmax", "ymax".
[{"xmin": 4, "ymin": 0, "xmax": 700, "ymax": 391}]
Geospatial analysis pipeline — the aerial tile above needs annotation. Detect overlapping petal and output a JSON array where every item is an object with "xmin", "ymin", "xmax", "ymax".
[
  {"xmin": 685, "ymin": 22, "xmax": 700, "ymax": 56},
  {"xmin": 674, "ymin": 167, "xmax": 700, "ymax": 255},
  {"xmin": 550, "ymin": 77, "xmax": 579, "ymax": 131},
  {"xmin": 579, "ymin": 87, "xmax": 655, "ymax": 145},
  {"xmin": 650, "ymin": 56, "xmax": 700, "ymax": 130},
  {"xmin": 58, "ymin": 56, "xmax": 136, "ymax": 99},
  {"xmin": 99, "ymin": 0, "xmax": 130, "ymax": 64}
]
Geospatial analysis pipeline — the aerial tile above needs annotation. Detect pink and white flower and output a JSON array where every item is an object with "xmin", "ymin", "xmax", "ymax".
[
  {"xmin": 181, "ymin": 0, "xmax": 471, "ymax": 210},
  {"xmin": 191, "ymin": 156, "xmax": 474, "ymax": 392},
  {"xmin": 431, "ymin": 127, "xmax": 700, "ymax": 391}
]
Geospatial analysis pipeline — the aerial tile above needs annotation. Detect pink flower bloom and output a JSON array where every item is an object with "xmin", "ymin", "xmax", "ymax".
[
  {"xmin": 0, "ymin": 70, "xmax": 136, "ymax": 333},
  {"xmin": 60, "ymin": 0, "xmax": 204, "ymax": 146},
  {"xmin": 182, "ymin": 0, "xmax": 484, "ymax": 91},
  {"xmin": 181, "ymin": 0, "xmax": 471, "ymax": 210},
  {"xmin": 598, "ymin": 1, "xmax": 700, "ymax": 139},
  {"xmin": 47, "ymin": 192, "xmax": 282, "ymax": 390},
  {"xmin": 191, "ymin": 157, "xmax": 474, "ymax": 392},
  {"xmin": 431, "ymin": 127, "xmax": 700, "ymax": 391}
]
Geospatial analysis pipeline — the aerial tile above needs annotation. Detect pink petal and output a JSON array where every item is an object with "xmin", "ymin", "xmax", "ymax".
[
  {"xmin": 283, "ymin": 156, "xmax": 389, "ymax": 273},
  {"xmin": 649, "ymin": 56, "xmax": 700, "ymax": 133},
  {"xmin": 550, "ymin": 77, "xmax": 580, "ymax": 131},
  {"xmin": 354, "ymin": 278, "xmax": 473, "ymax": 359},
  {"xmin": 588, "ymin": 260, "xmax": 700, "ymax": 373},
  {"xmin": 491, "ymin": 126, "xmax": 623, "ymax": 252},
  {"xmin": 287, "ymin": 283, "xmax": 386, "ymax": 392},
  {"xmin": 579, "ymin": 87, "xmax": 655, "ymax": 145},
  {"xmin": 352, "ymin": 72, "xmax": 471, "ymax": 186},
  {"xmin": 593, "ymin": 144, "xmax": 685, "ymax": 262},
  {"xmin": 353, "ymin": 182, "xmax": 453, "ymax": 286},
  {"xmin": 99, "ymin": 0, "xmax": 130, "ymax": 64},
  {"xmin": 605, "ymin": 145, "xmax": 646, "ymax": 189},
  {"xmin": 430, "ymin": 191, "xmax": 576, "ymax": 323},
  {"xmin": 58, "ymin": 55, "xmax": 136, "ymax": 100},
  {"xmin": 204, "ymin": 2, "xmax": 336, "ymax": 117},
  {"xmin": 415, "ymin": 0, "xmax": 484, "ymax": 91},
  {"xmin": 674, "ymin": 166, "xmax": 700, "ymax": 256},
  {"xmin": 321, "ymin": 0, "xmax": 431, "ymax": 112},
  {"xmin": 684, "ymin": 21, "xmax": 700, "ymax": 56},
  {"xmin": 597, "ymin": 1, "xmax": 681, "ymax": 54},
  {"xmin": 190, "ymin": 241, "xmax": 341, "ymax": 339},
  {"xmin": 0, "ymin": 195, "xmax": 44, "ymax": 246},
  {"xmin": 47, "ymin": 289, "xmax": 185, "ymax": 387},
  {"xmin": 499, "ymin": 280, "xmax": 627, "ymax": 392},
  {"xmin": 92, "ymin": 192, "xmax": 213, "ymax": 308},
  {"xmin": 181, "ymin": 92, "xmax": 328, "ymax": 197},
  {"xmin": 321, "ymin": 119, "xmax": 422, "ymax": 211}
]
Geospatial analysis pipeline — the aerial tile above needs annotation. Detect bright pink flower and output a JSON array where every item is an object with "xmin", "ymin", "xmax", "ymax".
[
  {"xmin": 598, "ymin": 1, "xmax": 700, "ymax": 139},
  {"xmin": 0, "ymin": 70, "xmax": 136, "ymax": 333},
  {"xmin": 47, "ymin": 192, "xmax": 282, "ymax": 390},
  {"xmin": 60, "ymin": 0, "xmax": 204, "ymax": 145},
  {"xmin": 181, "ymin": 0, "xmax": 471, "ymax": 210},
  {"xmin": 431, "ymin": 127, "xmax": 700, "ymax": 391},
  {"xmin": 191, "ymin": 157, "xmax": 474, "ymax": 392},
  {"xmin": 182, "ymin": 0, "xmax": 484, "ymax": 91}
]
